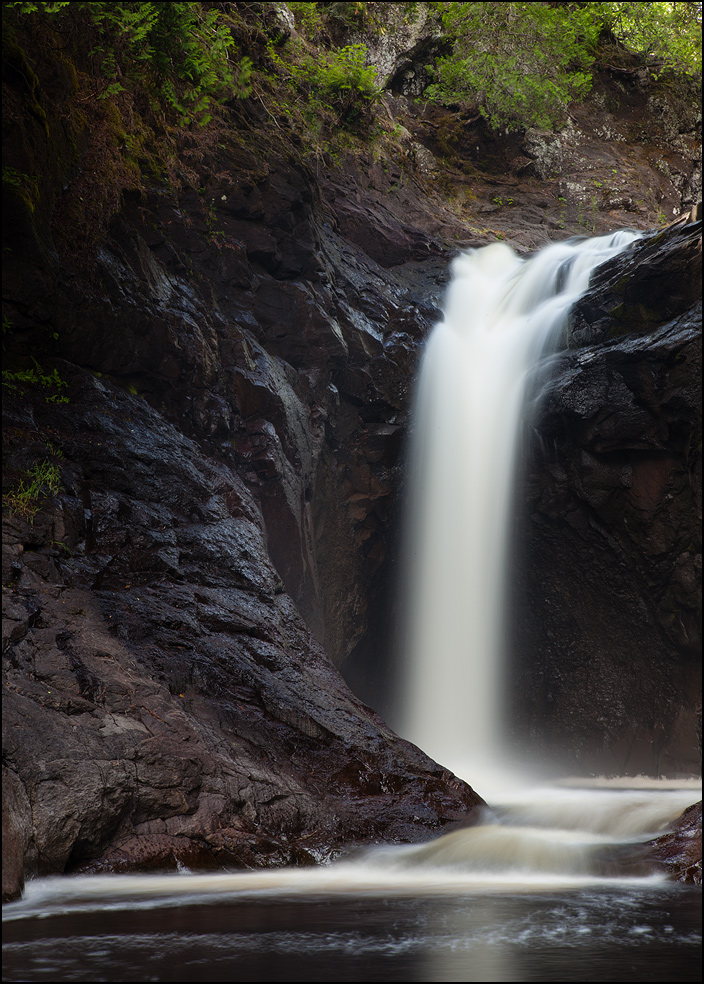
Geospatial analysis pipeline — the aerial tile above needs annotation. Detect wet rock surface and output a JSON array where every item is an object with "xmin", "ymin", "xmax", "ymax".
[
  {"xmin": 2, "ymin": 366, "xmax": 481, "ymax": 902},
  {"xmin": 2, "ymin": 102, "xmax": 480, "ymax": 898},
  {"xmin": 512, "ymin": 221, "xmax": 702, "ymax": 775},
  {"xmin": 650, "ymin": 800, "xmax": 702, "ymax": 884},
  {"xmin": 3, "ymin": 57, "xmax": 492, "ymax": 898}
]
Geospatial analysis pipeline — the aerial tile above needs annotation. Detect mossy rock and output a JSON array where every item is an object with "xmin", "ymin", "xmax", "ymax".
[
  {"xmin": 2, "ymin": 38, "xmax": 41, "ymax": 98},
  {"xmin": 1, "ymin": 174, "xmax": 43, "ymax": 257},
  {"xmin": 606, "ymin": 301, "xmax": 666, "ymax": 338}
]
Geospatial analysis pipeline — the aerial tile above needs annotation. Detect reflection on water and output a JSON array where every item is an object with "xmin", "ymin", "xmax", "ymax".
[
  {"xmin": 3, "ymin": 781, "xmax": 701, "ymax": 982},
  {"xmin": 2, "ymin": 889, "xmax": 701, "ymax": 982}
]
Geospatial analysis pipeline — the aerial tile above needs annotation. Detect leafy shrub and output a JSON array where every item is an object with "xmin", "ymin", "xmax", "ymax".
[
  {"xmin": 288, "ymin": 2, "xmax": 326, "ymax": 38},
  {"xmin": 293, "ymin": 43, "xmax": 380, "ymax": 124},
  {"xmin": 8, "ymin": 1, "xmax": 251, "ymax": 124},
  {"xmin": 426, "ymin": 1, "xmax": 701, "ymax": 131},
  {"xmin": 595, "ymin": 1, "xmax": 702, "ymax": 76},
  {"xmin": 427, "ymin": 2, "xmax": 598, "ymax": 131},
  {"xmin": 2, "ymin": 460, "xmax": 62, "ymax": 523},
  {"xmin": 2, "ymin": 359, "xmax": 69, "ymax": 403}
]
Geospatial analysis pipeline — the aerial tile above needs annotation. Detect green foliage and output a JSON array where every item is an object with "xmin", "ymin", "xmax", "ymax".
[
  {"xmin": 2, "ymin": 359, "xmax": 69, "ymax": 403},
  {"xmin": 427, "ymin": 2, "xmax": 598, "ymax": 131},
  {"xmin": 288, "ymin": 2, "xmax": 326, "ymax": 39},
  {"xmin": 265, "ymin": 19, "xmax": 380, "ymax": 133},
  {"xmin": 426, "ymin": 1, "xmax": 701, "ymax": 131},
  {"xmin": 312, "ymin": 43, "xmax": 379, "ymax": 107},
  {"xmin": 288, "ymin": 42, "xmax": 380, "ymax": 124},
  {"xmin": 289, "ymin": 1, "xmax": 425, "ymax": 40},
  {"xmin": 10, "ymin": 2, "xmax": 70, "ymax": 12},
  {"xmin": 2, "ymin": 459, "xmax": 62, "ymax": 523},
  {"xmin": 325, "ymin": 2, "xmax": 370, "ymax": 29},
  {"xmin": 8, "ymin": 1, "xmax": 250, "ymax": 125},
  {"xmin": 2, "ymin": 166, "xmax": 40, "ymax": 211},
  {"xmin": 594, "ymin": 2, "xmax": 702, "ymax": 75},
  {"xmin": 2, "ymin": 166, "xmax": 27, "ymax": 187}
]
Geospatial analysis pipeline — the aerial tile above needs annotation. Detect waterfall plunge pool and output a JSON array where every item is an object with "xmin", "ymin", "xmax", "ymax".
[{"xmin": 3, "ymin": 779, "xmax": 701, "ymax": 982}]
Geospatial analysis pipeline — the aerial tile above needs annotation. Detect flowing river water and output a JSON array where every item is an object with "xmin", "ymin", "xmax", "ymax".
[
  {"xmin": 396, "ymin": 229, "xmax": 643, "ymax": 781},
  {"xmin": 3, "ymin": 233, "xmax": 700, "ymax": 982},
  {"xmin": 3, "ymin": 778, "xmax": 701, "ymax": 982}
]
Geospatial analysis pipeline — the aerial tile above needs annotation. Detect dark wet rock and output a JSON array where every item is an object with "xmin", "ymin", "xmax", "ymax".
[
  {"xmin": 4, "ymin": 83, "xmax": 485, "ymax": 898},
  {"xmin": 2, "ymin": 369, "xmax": 482, "ymax": 902},
  {"xmin": 588, "ymin": 798, "xmax": 702, "ymax": 881},
  {"xmin": 568, "ymin": 221, "xmax": 702, "ymax": 346},
  {"xmin": 649, "ymin": 800, "xmax": 702, "ymax": 884},
  {"xmin": 2, "ymin": 766, "xmax": 33, "ymax": 902},
  {"xmin": 511, "ymin": 222, "xmax": 702, "ymax": 776}
]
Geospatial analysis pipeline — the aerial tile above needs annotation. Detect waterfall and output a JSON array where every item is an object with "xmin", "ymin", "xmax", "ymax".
[
  {"xmin": 398, "ymin": 230, "xmax": 641, "ymax": 788},
  {"xmin": 4, "ymin": 227, "xmax": 699, "ymax": 977}
]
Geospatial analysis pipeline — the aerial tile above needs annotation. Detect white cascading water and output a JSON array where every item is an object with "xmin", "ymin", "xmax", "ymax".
[
  {"xmin": 385, "ymin": 229, "xmax": 702, "ymax": 880},
  {"xmin": 398, "ymin": 230, "xmax": 642, "ymax": 790}
]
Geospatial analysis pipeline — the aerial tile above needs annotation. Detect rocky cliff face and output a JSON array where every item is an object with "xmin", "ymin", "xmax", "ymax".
[
  {"xmin": 1, "ymin": 157, "xmax": 484, "ymax": 900},
  {"xmin": 512, "ymin": 221, "xmax": 701, "ymax": 776},
  {"xmin": 2, "ymin": 25, "xmax": 482, "ymax": 902},
  {"xmin": 2, "ymin": 7, "xmax": 701, "ymax": 901}
]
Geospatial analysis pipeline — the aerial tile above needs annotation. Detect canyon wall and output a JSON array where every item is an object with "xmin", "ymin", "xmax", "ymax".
[{"xmin": 2, "ymin": 5, "xmax": 701, "ymax": 900}]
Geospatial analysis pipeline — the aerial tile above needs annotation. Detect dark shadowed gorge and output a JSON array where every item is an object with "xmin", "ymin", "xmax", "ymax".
[{"xmin": 2, "ymin": 2, "xmax": 701, "ymax": 903}]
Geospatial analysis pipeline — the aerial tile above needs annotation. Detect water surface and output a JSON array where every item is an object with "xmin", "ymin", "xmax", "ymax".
[{"xmin": 4, "ymin": 781, "xmax": 700, "ymax": 983}]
